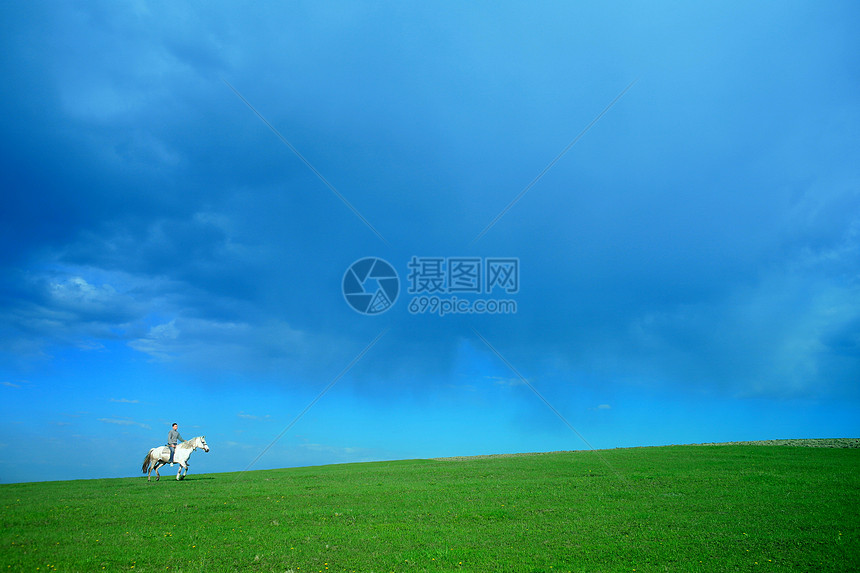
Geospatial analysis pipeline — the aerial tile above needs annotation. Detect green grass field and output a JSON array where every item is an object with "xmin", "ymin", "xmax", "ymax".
[{"xmin": 2, "ymin": 443, "xmax": 858, "ymax": 572}]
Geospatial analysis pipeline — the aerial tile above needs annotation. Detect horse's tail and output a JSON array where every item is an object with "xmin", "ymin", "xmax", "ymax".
[{"xmin": 142, "ymin": 449, "xmax": 153, "ymax": 474}]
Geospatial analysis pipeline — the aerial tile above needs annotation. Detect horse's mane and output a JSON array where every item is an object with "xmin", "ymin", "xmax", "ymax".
[{"xmin": 177, "ymin": 436, "xmax": 203, "ymax": 449}]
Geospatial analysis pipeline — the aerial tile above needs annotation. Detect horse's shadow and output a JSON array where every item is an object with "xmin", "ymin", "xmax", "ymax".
[{"xmin": 145, "ymin": 475, "xmax": 216, "ymax": 482}]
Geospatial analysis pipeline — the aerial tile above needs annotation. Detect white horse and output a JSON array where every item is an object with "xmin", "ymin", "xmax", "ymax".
[{"xmin": 142, "ymin": 436, "xmax": 209, "ymax": 481}]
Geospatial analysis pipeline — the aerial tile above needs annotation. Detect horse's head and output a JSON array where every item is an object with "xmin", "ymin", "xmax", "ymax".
[{"xmin": 199, "ymin": 436, "xmax": 209, "ymax": 452}]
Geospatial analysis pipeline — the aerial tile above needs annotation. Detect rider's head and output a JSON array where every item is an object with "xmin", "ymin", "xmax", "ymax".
[{"xmin": 172, "ymin": 423, "xmax": 178, "ymax": 429}]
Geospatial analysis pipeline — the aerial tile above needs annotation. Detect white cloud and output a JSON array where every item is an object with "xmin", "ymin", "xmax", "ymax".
[
  {"xmin": 47, "ymin": 276, "xmax": 136, "ymax": 319},
  {"xmin": 128, "ymin": 317, "xmax": 310, "ymax": 374},
  {"xmin": 237, "ymin": 412, "xmax": 270, "ymax": 421},
  {"xmin": 0, "ymin": 268, "xmax": 146, "ymax": 358},
  {"xmin": 487, "ymin": 375, "xmax": 526, "ymax": 387},
  {"xmin": 97, "ymin": 418, "xmax": 151, "ymax": 430}
]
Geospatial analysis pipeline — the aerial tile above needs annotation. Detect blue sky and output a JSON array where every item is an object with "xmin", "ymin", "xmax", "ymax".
[{"xmin": 1, "ymin": 1, "xmax": 858, "ymax": 484}]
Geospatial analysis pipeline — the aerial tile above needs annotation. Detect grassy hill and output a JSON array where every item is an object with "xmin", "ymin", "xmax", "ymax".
[{"xmin": 1, "ymin": 442, "xmax": 858, "ymax": 572}]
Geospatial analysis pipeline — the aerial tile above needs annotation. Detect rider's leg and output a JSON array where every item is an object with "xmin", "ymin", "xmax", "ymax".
[{"xmin": 168, "ymin": 446, "xmax": 175, "ymax": 464}]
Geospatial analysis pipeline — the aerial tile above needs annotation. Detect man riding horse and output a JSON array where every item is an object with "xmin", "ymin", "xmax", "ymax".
[
  {"xmin": 142, "ymin": 435, "xmax": 209, "ymax": 481},
  {"xmin": 167, "ymin": 422, "xmax": 185, "ymax": 465}
]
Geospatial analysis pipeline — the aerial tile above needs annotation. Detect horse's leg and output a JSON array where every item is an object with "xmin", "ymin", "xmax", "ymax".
[
  {"xmin": 179, "ymin": 459, "xmax": 191, "ymax": 480},
  {"xmin": 147, "ymin": 454, "xmax": 158, "ymax": 482},
  {"xmin": 154, "ymin": 460, "xmax": 162, "ymax": 481}
]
